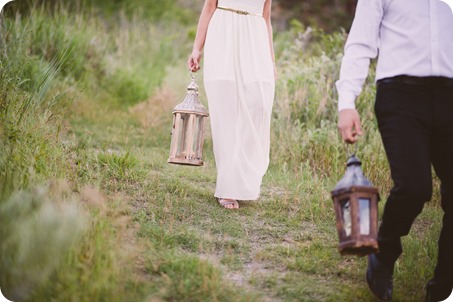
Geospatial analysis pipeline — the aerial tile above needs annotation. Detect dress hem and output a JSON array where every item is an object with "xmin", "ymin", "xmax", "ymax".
[{"xmin": 214, "ymin": 193, "xmax": 260, "ymax": 201}]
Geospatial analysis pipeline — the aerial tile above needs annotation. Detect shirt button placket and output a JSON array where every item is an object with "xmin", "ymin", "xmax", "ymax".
[{"xmin": 430, "ymin": 0, "xmax": 440, "ymax": 75}]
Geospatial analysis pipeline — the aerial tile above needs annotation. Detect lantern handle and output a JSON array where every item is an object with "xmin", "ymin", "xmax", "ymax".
[
  {"xmin": 345, "ymin": 142, "xmax": 358, "ymax": 158},
  {"xmin": 190, "ymin": 71, "xmax": 198, "ymax": 81}
]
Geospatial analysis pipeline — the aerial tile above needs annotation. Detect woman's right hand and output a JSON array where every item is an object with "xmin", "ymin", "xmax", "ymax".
[{"xmin": 188, "ymin": 49, "xmax": 202, "ymax": 72}]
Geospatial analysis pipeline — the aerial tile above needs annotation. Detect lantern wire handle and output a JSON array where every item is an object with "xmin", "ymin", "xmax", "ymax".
[
  {"xmin": 190, "ymin": 71, "xmax": 197, "ymax": 81},
  {"xmin": 345, "ymin": 142, "xmax": 358, "ymax": 158}
]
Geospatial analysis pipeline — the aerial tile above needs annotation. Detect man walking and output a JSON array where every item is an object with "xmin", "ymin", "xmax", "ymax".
[{"xmin": 336, "ymin": 1, "xmax": 453, "ymax": 301}]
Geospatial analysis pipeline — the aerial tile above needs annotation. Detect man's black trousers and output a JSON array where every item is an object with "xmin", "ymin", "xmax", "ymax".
[{"xmin": 374, "ymin": 76, "xmax": 453, "ymax": 284}]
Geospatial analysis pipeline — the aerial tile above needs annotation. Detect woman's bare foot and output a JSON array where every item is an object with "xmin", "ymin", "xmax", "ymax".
[{"xmin": 218, "ymin": 198, "xmax": 239, "ymax": 209}]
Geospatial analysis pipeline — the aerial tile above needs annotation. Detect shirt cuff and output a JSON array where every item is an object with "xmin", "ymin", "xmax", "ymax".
[{"xmin": 338, "ymin": 91, "xmax": 357, "ymax": 111}]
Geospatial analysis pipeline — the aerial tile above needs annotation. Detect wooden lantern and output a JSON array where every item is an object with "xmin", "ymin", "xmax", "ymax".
[
  {"xmin": 168, "ymin": 74, "xmax": 208, "ymax": 166},
  {"xmin": 331, "ymin": 155, "xmax": 380, "ymax": 256}
]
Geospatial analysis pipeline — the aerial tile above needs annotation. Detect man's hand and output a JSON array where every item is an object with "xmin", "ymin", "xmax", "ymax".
[{"xmin": 338, "ymin": 109, "xmax": 363, "ymax": 144}]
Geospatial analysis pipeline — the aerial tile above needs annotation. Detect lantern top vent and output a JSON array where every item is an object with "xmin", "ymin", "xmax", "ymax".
[
  {"xmin": 332, "ymin": 155, "xmax": 374, "ymax": 194},
  {"xmin": 173, "ymin": 74, "xmax": 208, "ymax": 116}
]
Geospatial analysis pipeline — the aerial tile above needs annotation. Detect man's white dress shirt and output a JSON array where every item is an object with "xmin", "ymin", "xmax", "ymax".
[{"xmin": 336, "ymin": 0, "xmax": 453, "ymax": 111}]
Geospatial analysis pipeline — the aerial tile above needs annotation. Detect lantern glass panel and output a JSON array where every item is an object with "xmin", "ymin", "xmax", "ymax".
[
  {"xmin": 359, "ymin": 198, "xmax": 371, "ymax": 235},
  {"xmin": 177, "ymin": 113, "xmax": 189, "ymax": 157},
  {"xmin": 190, "ymin": 115, "xmax": 199, "ymax": 158},
  {"xmin": 193, "ymin": 116, "xmax": 204, "ymax": 159},
  {"xmin": 341, "ymin": 199, "xmax": 352, "ymax": 237}
]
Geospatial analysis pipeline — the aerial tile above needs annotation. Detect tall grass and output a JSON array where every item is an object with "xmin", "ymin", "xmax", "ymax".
[
  {"xmin": 1, "ymin": 1, "xmax": 197, "ymax": 300},
  {"xmin": 0, "ymin": 6, "xmax": 74, "ymax": 195},
  {"xmin": 272, "ymin": 20, "xmax": 391, "ymax": 189},
  {"xmin": 0, "ymin": 6, "xmax": 88, "ymax": 300}
]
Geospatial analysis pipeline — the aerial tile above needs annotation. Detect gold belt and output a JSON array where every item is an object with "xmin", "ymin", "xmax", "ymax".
[{"xmin": 217, "ymin": 6, "xmax": 262, "ymax": 17}]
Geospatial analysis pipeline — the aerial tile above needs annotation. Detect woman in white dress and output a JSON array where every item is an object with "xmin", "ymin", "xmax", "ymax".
[{"xmin": 188, "ymin": 0, "xmax": 276, "ymax": 209}]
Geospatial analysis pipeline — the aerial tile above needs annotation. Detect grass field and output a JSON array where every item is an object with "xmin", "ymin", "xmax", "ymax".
[{"xmin": 0, "ymin": 3, "xmax": 443, "ymax": 302}]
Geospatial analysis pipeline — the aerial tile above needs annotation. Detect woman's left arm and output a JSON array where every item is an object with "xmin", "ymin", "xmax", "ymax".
[{"xmin": 263, "ymin": 0, "xmax": 276, "ymax": 79}]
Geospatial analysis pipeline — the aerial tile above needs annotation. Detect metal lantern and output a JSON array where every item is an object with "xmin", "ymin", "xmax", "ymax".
[
  {"xmin": 168, "ymin": 74, "xmax": 209, "ymax": 166},
  {"xmin": 331, "ymin": 154, "xmax": 380, "ymax": 256}
]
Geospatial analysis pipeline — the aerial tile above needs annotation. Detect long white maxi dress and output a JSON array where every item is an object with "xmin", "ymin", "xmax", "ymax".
[{"xmin": 204, "ymin": 0, "xmax": 275, "ymax": 200}]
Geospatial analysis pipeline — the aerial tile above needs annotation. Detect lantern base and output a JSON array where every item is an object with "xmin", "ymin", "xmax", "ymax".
[
  {"xmin": 339, "ymin": 239, "xmax": 378, "ymax": 256},
  {"xmin": 168, "ymin": 157, "xmax": 203, "ymax": 166}
]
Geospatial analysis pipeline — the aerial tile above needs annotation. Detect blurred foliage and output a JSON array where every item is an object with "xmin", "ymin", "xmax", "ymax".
[
  {"xmin": 4, "ymin": 0, "xmax": 356, "ymax": 31},
  {"xmin": 274, "ymin": 0, "xmax": 356, "ymax": 32},
  {"xmin": 4, "ymin": 0, "xmax": 196, "ymax": 24}
]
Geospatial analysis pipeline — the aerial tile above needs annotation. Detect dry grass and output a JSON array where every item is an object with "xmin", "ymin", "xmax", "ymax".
[{"xmin": 129, "ymin": 87, "xmax": 176, "ymax": 129}]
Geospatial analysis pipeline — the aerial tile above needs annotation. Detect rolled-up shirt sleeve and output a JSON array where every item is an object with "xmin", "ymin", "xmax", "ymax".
[{"xmin": 336, "ymin": 0, "xmax": 383, "ymax": 111}]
